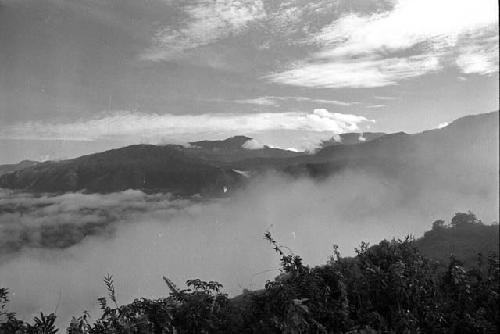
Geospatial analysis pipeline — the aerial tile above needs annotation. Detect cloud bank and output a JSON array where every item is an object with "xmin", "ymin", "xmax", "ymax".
[
  {"xmin": 0, "ymin": 110, "xmax": 373, "ymax": 151},
  {"xmin": 0, "ymin": 162, "xmax": 498, "ymax": 328}
]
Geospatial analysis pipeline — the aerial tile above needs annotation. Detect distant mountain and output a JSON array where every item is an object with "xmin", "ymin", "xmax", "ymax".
[
  {"xmin": 0, "ymin": 135, "xmax": 304, "ymax": 194},
  {"xmin": 279, "ymin": 111, "xmax": 499, "ymax": 178},
  {"xmin": 0, "ymin": 145, "xmax": 242, "ymax": 195},
  {"xmin": 0, "ymin": 111, "xmax": 497, "ymax": 195},
  {"xmin": 0, "ymin": 160, "xmax": 38, "ymax": 177}
]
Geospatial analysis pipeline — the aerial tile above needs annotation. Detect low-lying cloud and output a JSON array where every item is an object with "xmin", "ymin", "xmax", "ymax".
[{"xmin": 0, "ymin": 161, "xmax": 498, "ymax": 328}]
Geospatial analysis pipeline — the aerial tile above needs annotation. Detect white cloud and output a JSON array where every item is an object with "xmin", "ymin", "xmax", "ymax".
[
  {"xmin": 234, "ymin": 97, "xmax": 280, "ymax": 107},
  {"xmin": 366, "ymin": 104, "xmax": 386, "ymax": 109},
  {"xmin": 0, "ymin": 110, "xmax": 373, "ymax": 145},
  {"xmin": 374, "ymin": 96, "xmax": 397, "ymax": 101},
  {"xmin": 142, "ymin": 0, "xmax": 265, "ymax": 61},
  {"xmin": 285, "ymin": 147, "xmax": 300, "ymax": 152},
  {"xmin": 241, "ymin": 138, "xmax": 265, "ymax": 149},
  {"xmin": 233, "ymin": 96, "xmax": 358, "ymax": 107},
  {"xmin": 267, "ymin": 0, "xmax": 498, "ymax": 88},
  {"xmin": 313, "ymin": 0, "xmax": 497, "ymax": 57},
  {"xmin": 267, "ymin": 54, "xmax": 441, "ymax": 88},
  {"xmin": 456, "ymin": 53, "xmax": 496, "ymax": 74},
  {"xmin": 437, "ymin": 122, "xmax": 449, "ymax": 129},
  {"xmin": 455, "ymin": 35, "xmax": 499, "ymax": 74},
  {"xmin": 287, "ymin": 96, "xmax": 358, "ymax": 106},
  {"xmin": 264, "ymin": 0, "xmax": 335, "ymax": 39}
]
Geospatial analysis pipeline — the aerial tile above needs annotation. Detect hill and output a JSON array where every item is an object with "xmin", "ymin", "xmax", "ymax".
[
  {"xmin": 415, "ymin": 212, "xmax": 499, "ymax": 268},
  {"xmin": 0, "ymin": 145, "xmax": 242, "ymax": 195}
]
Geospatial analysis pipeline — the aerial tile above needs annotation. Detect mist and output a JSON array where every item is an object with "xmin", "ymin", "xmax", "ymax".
[{"xmin": 0, "ymin": 158, "xmax": 498, "ymax": 328}]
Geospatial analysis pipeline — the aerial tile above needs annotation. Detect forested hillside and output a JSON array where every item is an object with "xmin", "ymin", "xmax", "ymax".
[{"xmin": 416, "ymin": 212, "xmax": 499, "ymax": 268}]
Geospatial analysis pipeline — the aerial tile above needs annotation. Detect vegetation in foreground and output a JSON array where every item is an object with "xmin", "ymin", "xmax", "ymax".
[{"xmin": 0, "ymin": 212, "xmax": 498, "ymax": 334}]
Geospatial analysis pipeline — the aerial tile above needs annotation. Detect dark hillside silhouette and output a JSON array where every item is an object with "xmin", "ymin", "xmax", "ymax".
[{"xmin": 416, "ymin": 212, "xmax": 499, "ymax": 268}]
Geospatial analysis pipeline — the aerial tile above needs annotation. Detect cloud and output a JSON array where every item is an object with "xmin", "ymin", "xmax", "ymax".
[
  {"xmin": 142, "ymin": 0, "xmax": 266, "ymax": 61},
  {"xmin": 366, "ymin": 104, "xmax": 386, "ymax": 109},
  {"xmin": 267, "ymin": 55, "xmax": 442, "ymax": 88},
  {"xmin": 374, "ymin": 96, "xmax": 397, "ymax": 101},
  {"xmin": 232, "ymin": 96, "xmax": 358, "ymax": 107},
  {"xmin": 437, "ymin": 122, "xmax": 449, "ymax": 129},
  {"xmin": 312, "ymin": 0, "xmax": 497, "ymax": 57},
  {"xmin": 0, "ymin": 110, "xmax": 373, "ymax": 145},
  {"xmin": 241, "ymin": 138, "xmax": 265, "ymax": 149},
  {"xmin": 284, "ymin": 96, "xmax": 358, "ymax": 106},
  {"xmin": 266, "ymin": 0, "xmax": 499, "ymax": 88},
  {"xmin": 0, "ymin": 189, "xmax": 184, "ymax": 254},
  {"xmin": 234, "ymin": 97, "xmax": 280, "ymax": 107},
  {"xmin": 455, "ymin": 35, "xmax": 499, "ymax": 74}
]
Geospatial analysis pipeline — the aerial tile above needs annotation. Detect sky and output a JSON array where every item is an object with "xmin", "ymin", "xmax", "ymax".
[{"xmin": 0, "ymin": 0, "xmax": 498, "ymax": 163}]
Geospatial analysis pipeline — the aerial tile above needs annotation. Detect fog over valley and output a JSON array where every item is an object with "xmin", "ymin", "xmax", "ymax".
[{"xmin": 0, "ymin": 117, "xmax": 498, "ymax": 325}]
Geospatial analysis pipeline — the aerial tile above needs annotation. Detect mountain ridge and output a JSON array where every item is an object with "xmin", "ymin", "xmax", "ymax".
[{"xmin": 0, "ymin": 111, "xmax": 497, "ymax": 194}]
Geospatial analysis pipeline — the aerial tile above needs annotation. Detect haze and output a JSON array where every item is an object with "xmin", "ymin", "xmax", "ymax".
[{"xmin": 0, "ymin": 160, "xmax": 498, "ymax": 327}]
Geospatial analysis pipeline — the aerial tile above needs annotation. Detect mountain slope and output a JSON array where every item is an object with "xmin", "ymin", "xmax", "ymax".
[
  {"xmin": 0, "ymin": 145, "xmax": 242, "ymax": 194},
  {"xmin": 0, "ymin": 160, "xmax": 38, "ymax": 177},
  {"xmin": 280, "ymin": 111, "xmax": 499, "ymax": 177},
  {"xmin": 320, "ymin": 132, "xmax": 386, "ymax": 148}
]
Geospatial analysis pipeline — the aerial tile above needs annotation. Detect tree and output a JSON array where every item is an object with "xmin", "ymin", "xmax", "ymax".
[
  {"xmin": 432, "ymin": 219, "xmax": 446, "ymax": 230},
  {"xmin": 451, "ymin": 212, "xmax": 480, "ymax": 227}
]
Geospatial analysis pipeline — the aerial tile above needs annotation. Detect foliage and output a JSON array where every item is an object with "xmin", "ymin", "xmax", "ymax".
[
  {"xmin": 0, "ymin": 212, "xmax": 498, "ymax": 333},
  {"xmin": 418, "ymin": 211, "xmax": 499, "ymax": 268}
]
